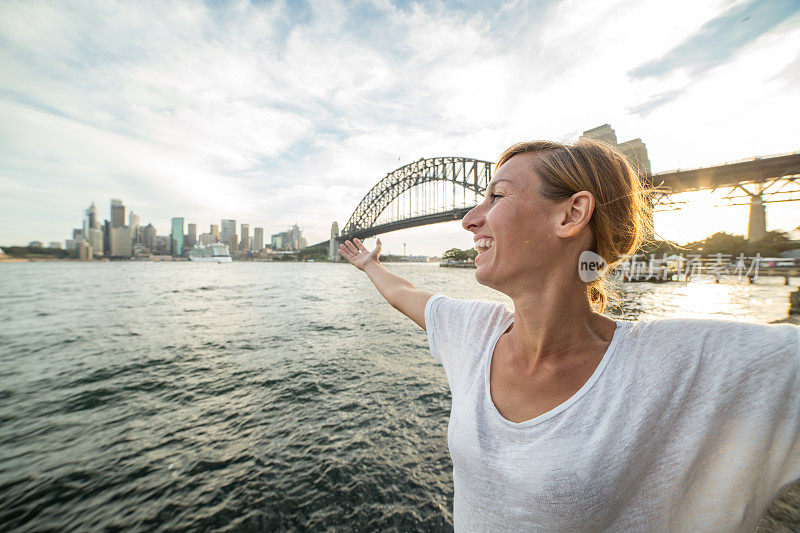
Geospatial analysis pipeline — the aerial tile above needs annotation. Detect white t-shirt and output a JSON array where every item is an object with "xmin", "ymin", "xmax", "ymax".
[{"xmin": 424, "ymin": 293, "xmax": 800, "ymax": 532}]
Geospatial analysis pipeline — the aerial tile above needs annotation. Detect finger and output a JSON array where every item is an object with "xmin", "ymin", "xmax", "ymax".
[
  {"xmin": 338, "ymin": 244, "xmax": 352, "ymax": 258},
  {"xmin": 354, "ymin": 238, "xmax": 369, "ymax": 253},
  {"xmin": 345, "ymin": 240, "xmax": 359, "ymax": 254}
]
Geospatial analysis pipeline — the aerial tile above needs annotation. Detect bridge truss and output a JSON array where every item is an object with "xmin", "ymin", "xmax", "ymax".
[{"xmin": 339, "ymin": 157, "xmax": 494, "ymax": 240}]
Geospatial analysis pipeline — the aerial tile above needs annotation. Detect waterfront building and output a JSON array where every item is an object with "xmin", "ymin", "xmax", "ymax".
[
  {"xmin": 48, "ymin": 241, "xmax": 61, "ymax": 249},
  {"xmin": 156, "ymin": 235, "xmax": 170, "ymax": 255},
  {"xmin": 271, "ymin": 224, "xmax": 307, "ymax": 251},
  {"xmin": 229, "ymin": 234, "xmax": 238, "ymax": 253},
  {"xmin": 88, "ymin": 228, "xmax": 104, "ymax": 257},
  {"xmin": 240, "ymin": 224, "xmax": 250, "ymax": 251},
  {"xmin": 254, "ymin": 227, "xmax": 264, "ymax": 251},
  {"xmin": 72, "ymin": 228, "xmax": 83, "ymax": 240},
  {"xmin": 210, "ymin": 224, "xmax": 219, "ymax": 242},
  {"xmin": 141, "ymin": 224, "xmax": 157, "ymax": 251},
  {"xmin": 220, "ymin": 219, "xmax": 236, "ymax": 246},
  {"xmin": 110, "ymin": 199, "xmax": 125, "ymax": 228},
  {"xmin": 28, "ymin": 241, "xmax": 43, "ymax": 248},
  {"xmin": 110, "ymin": 227, "xmax": 133, "ymax": 258},
  {"xmin": 187, "ymin": 223, "xmax": 197, "ymax": 247},
  {"xmin": 128, "ymin": 212, "xmax": 140, "ymax": 244},
  {"xmin": 103, "ymin": 220, "xmax": 110, "ymax": 255},
  {"xmin": 77, "ymin": 240, "xmax": 92, "ymax": 260},
  {"xmin": 171, "ymin": 217, "xmax": 184, "ymax": 257},
  {"xmin": 198, "ymin": 232, "xmax": 214, "ymax": 245}
]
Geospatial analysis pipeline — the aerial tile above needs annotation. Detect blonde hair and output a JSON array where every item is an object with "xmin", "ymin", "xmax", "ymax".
[{"xmin": 496, "ymin": 138, "xmax": 656, "ymax": 313}]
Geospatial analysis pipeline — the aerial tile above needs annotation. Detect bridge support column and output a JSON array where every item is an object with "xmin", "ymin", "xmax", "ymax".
[
  {"xmin": 747, "ymin": 186, "xmax": 766, "ymax": 242},
  {"xmin": 329, "ymin": 221, "xmax": 340, "ymax": 262},
  {"xmin": 329, "ymin": 237, "xmax": 340, "ymax": 261}
]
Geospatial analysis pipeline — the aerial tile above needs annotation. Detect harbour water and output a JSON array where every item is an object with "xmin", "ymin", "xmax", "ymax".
[{"xmin": 1, "ymin": 262, "xmax": 798, "ymax": 531}]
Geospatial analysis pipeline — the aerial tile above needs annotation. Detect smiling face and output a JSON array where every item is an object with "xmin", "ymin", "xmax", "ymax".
[{"xmin": 462, "ymin": 153, "xmax": 590, "ymax": 295}]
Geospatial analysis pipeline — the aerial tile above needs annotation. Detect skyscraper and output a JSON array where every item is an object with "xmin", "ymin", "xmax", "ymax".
[
  {"xmin": 254, "ymin": 227, "xmax": 264, "ymax": 251},
  {"xmin": 110, "ymin": 227, "xmax": 133, "ymax": 258},
  {"xmin": 229, "ymin": 234, "xmax": 238, "ymax": 253},
  {"xmin": 128, "ymin": 211, "xmax": 140, "ymax": 245},
  {"xmin": 103, "ymin": 220, "xmax": 110, "ymax": 255},
  {"xmin": 171, "ymin": 218, "xmax": 184, "ymax": 257},
  {"xmin": 142, "ymin": 224, "xmax": 157, "ymax": 251},
  {"xmin": 110, "ymin": 199, "xmax": 125, "ymax": 228},
  {"xmin": 88, "ymin": 228, "xmax": 103, "ymax": 257},
  {"xmin": 220, "ymin": 219, "xmax": 236, "ymax": 246},
  {"xmin": 187, "ymin": 223, "xmax": 197, "ymax": 247},
  {"xmin": 84, "ymin": 202, "xmax": 99, "ymax": 237},
  {"xmin": 210, "ymin": 224, "xmax": 219, "ymax": 243},
  {"xmin": 240, "ymin": 224, "xmax": 250, "ymax": 251},
  {"xmin": 86, "ymin": 203, "xmax": 98, "ymax": 229}
]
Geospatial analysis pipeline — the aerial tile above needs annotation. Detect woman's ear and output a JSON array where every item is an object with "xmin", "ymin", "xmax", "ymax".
[{"xmin": 555, "ymin": 191, "xmax": 594, "ymax": 239}]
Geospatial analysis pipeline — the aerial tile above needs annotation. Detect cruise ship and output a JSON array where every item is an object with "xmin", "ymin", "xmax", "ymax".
[{"xmin": 189, "ymin": 243, "xmax": 232, "ymax": 263}]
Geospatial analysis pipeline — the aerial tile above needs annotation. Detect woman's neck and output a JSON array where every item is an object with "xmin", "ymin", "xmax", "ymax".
[{"xmin": 506, "ymin": 281, "xmax": 616, "ymax": 375}]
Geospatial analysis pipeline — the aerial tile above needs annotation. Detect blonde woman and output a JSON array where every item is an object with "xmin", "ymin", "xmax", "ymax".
[{"xmin": 338, "ymin": 139, "xmax": 800, "ymax": 531}]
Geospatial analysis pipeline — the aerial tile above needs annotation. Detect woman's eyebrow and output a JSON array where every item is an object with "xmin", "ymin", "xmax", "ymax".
[{"xmin": 487, "ymin": 178, "xmax": 512, "ymax": 193}]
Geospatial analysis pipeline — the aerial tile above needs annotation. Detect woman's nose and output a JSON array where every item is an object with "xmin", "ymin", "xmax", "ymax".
[{"xmin": 462, "ymin": 204, "xmax": 484, "ymax": 232}]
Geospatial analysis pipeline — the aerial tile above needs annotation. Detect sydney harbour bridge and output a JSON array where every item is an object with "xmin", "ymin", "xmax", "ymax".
[{"xmin": 308, "ymin": 125, "xmax": 800, "ymax": 259}]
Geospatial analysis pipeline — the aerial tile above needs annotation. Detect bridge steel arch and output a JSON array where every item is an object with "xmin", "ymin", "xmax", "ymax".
[{"xmin": 340, "ymin": 156, "xmax": 494, "ymax": 240}]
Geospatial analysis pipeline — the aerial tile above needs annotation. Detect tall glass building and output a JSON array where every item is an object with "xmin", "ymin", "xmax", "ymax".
[{"xmin": 171, "ymin": 217, "xmax": 184, "ymax": 257}]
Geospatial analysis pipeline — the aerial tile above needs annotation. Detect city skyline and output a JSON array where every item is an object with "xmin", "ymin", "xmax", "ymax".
[
  {"xmin": 52, "ymin": 196, "xmax": 309, "ymax": 259},
  {"xmin": 1, "ymin": 0, "xmax": 799, "ymax": 255}
]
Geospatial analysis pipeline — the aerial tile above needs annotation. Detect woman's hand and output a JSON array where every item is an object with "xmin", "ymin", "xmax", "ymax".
[{"xmin": 338, "ymin": 237, "xmax": 381, "ymax": 271}]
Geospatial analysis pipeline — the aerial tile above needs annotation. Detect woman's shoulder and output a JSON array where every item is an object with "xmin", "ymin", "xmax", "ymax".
[
  {"xmin": 620, "ymin": 316, "xmax": 799, "ymax": 362},
  {"xmin": 625, "ymin": 315, "xmax": 798, "ymax": 336},
  {"xmin": 426, "ymin": 294, "xmax": 512, "ymax": 335}
]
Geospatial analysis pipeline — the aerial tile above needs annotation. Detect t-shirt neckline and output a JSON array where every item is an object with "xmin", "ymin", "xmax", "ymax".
[{"xmin": 484, "ymin": 314, "xmax": 628, "ymax": 429}]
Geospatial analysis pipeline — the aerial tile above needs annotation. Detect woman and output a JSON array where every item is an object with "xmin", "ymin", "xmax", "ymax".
[{"xmin": 338, "ymin": 139, "xmax": 800, "ymax": 531}]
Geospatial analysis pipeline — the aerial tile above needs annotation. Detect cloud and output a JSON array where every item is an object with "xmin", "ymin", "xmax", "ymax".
[
  {"xmin": 630, "ymin": 0, "xmax": 800, "ymax": 79},
  {"xmin": 627, "ymin": 89, "xmax": 685, "ymax": 117}
]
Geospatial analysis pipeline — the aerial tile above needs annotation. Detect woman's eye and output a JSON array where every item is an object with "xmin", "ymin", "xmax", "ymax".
[{"xmin": 489, "ymin": 193, "xmax": 502, "ymax": 203}]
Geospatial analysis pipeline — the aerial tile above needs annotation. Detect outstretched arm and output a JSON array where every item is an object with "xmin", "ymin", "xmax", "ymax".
[{"xmin": 338, "ymin": 238, "xmax": 433, "ymax": 330}]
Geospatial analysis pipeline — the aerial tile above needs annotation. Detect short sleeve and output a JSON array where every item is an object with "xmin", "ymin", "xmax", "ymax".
[
  {"xmin": 424, "ymin": 293, "xmax": 454, "ymax": 367},
  {"xmin": 424, "ymin": 293, "xmax": 512, "ymax": 383}
]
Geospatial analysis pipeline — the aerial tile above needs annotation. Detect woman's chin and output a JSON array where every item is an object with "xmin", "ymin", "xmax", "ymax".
[{"xmin": 474, "ymin": 260, "xmax": 493, "ymax": 286}]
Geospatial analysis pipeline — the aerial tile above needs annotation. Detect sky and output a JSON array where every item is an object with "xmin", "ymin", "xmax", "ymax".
[{"xmin": 1, "ymin": 0, "xmax": 799, "ymax": 256}]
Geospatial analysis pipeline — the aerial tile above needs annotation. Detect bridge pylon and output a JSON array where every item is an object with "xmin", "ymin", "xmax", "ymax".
[
  {"xmin": 747, "ymin": 186, "xmax": 767, "ymax": 242},
  {"xmin": 329, "ymin": 221, "xmax": 340, "ymax": 261}
]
